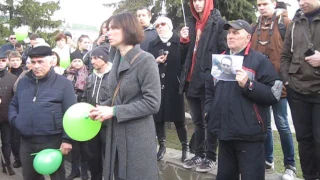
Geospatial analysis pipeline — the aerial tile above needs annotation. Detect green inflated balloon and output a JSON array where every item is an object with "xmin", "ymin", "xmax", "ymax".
[
  {"xmin": 15, "ymin": 31, "xmax": 28, "ymax": 41},
  {"xmin": 63, "ymin": 102, "xmax": 101, "ymax": 141},
  {"xmin": 33, "ymin": 149, "xmax": 62, "ymax": 175},
  {"xmin": 59, "ymin": 58, "xmax": 70, "ymax": 69}
]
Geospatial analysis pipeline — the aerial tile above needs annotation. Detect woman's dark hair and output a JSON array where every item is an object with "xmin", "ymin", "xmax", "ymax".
[
  {"xmin": 54, "ymin": 33, "xmax": 67, "ymax": 42},
  {"xmin": 98, "ymin": 18, "xmax": 111, "ymax": 37},
  {"xmin": 109, "ymin": 12, "xmax": 144, "ymax": 46},
  {"xmin": 52, "ymin": 51, "xmax": 61, "ymax": 66},
  {"xmin": 77, "ymin": 34, "xmax": 90, "ymax": 50}
]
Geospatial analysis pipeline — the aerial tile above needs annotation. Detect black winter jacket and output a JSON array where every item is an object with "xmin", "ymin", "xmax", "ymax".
[
  {"xmin": 81, "ymin": 70, "xmax": 110, "ymax": 106},
  {"xmin": 179, "ymin": 9, "xmax": 228, "ymax": 97},
  {"xmin": 8, "ymin": 68, "xmax": 77, "ymax": 142},
  {"xmin": 205, "ymin": 47, "xmax": 282, "ymax": 141},
  {"xmin": 0, "ymin": 70, "xmax": 17, "ymax": 124}
]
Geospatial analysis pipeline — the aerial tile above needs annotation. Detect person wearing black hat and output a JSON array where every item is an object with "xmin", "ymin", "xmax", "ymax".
[
  {"xmin": 81, "ymin": 46, "xmax": 112, "ymax": 180},
  {"xmin": 64, "ymin": 50, "xmax": 89, "ymax": 180},
  {"xmin": 0, "ymin": 51, "xmax": 17, "ymax": 176},
  {"xmin": 205, "ymin": 19, "xmax": 282, "ymax": 179},
  {"xmin": 8, "ymin": 45, "xmax": 77, "ymax": 180}
]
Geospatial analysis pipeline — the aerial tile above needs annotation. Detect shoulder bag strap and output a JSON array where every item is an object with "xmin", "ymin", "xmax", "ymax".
[{"xmin": 111, "ymin": 51, "xmax": 143, "ymax": 106}]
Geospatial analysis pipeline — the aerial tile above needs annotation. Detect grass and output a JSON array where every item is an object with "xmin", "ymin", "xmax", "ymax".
[{"xmin": 165, "ymin": 126, "xmax": 302, "ymax": 178}]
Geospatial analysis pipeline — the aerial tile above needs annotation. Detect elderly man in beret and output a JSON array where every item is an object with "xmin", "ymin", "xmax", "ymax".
[{"xmin": 8, "ymin": 43, "xmax": 77, "ymax": 180}]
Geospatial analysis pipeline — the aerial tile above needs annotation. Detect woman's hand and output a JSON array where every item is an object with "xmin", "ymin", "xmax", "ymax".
[
  {"xmin": 88, "ymin": 105, "xmax": 114, "ymax": 122},
  {"xmin": 156, "ymin": 54, "xmax": 168, "ymax": 64},
  {"xmin": 97, "ymin": 35, "xmax": 107, "ymax": 46}
]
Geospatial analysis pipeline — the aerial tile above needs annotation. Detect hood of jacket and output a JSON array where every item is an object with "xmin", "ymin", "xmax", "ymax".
[{"xmin": 190, "ymin": 0, "xmax": 214, "ymax": 25}]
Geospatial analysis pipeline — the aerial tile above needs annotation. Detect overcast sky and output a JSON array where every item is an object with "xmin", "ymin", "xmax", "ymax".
[
  {"xmin": 51, "ymin": 0, "xmax": 299, "ymax": 27},
  {"xmin": 52, "ymin": 0, "xmax": 118, "ymax": 27}
]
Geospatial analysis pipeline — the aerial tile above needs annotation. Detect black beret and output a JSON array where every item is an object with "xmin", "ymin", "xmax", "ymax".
[{"xmin": 28, "ymin": 46, "xmax": 52, "ymax": 58}]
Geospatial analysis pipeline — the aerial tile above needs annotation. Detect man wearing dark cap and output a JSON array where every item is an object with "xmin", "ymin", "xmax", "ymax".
[
  {"xmin": 205, "ymin": 19, "xmax": 282, "ymax": 179},
  {"xmin": 0, "ymin": 51, "xmax": 16, "ymax": 176},
  {"xmin": 81, "ymin": 46, "xmax": 112, "ymax": 180},
  {"xmin": 8, "ymin": 45, "xmax": 77, "ymax": 180}
]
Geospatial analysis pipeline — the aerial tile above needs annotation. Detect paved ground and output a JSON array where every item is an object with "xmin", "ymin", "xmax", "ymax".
[
  {"xmin": 0, "ymin": 103, "xmax": 296, "ymax": 180},
  {"xmin": 0, "ymin": 156, "xmax": 84, "ymax": 180}
]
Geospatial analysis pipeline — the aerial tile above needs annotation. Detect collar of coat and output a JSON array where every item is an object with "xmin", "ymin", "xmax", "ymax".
[
  {"xmin": 0, "ymin": 69, "xmax": 7, "ymax": 78},
  {"xmin": 293, "ymin": 8, "xmax": 320, "ymax": 22},
  {"xmin": 151, "ymin": 33, "xmax": 180, "ymax": 46},
  {"xmin": 26, "ymin": 67, "xmax": 56, "ymax": 82},
  {"xmin": 114, "ymin": 44, "xmax": 143, "ymax": 78}
]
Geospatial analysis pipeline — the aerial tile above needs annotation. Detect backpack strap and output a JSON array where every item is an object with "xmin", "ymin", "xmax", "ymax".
[{"xmin": 277, "ymin": 15, "xmax": 286, "ymax": 41}]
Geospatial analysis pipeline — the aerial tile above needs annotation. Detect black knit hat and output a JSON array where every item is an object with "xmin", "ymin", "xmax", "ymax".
[
  {"xmin": 28, "ymin": 46, "xmax": 52, "ymax": 58},
  {"xmin": 91, "ymin": 47, "xmax": 109, "ymax": 63},
  {"xmin": 70, "ymin": 51, "xmax": 83, "ymax": 61}
]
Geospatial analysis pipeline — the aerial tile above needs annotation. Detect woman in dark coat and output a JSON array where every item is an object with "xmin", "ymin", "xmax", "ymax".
[
  {"xmin": 148, "ymin": 16, "xmax": 188, "ymax": 162},
  {"xmin": 88, "ymin": 12, "xmax": 161, "ymax": 180},
  {"xmin": 63, "ymin": 50, "xmax": 89, "ymax": 180}
]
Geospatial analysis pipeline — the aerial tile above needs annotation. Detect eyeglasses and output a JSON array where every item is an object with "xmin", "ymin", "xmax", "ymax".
[
  {"xmin": 10, "ymin": 37, "xmax": 16, "ymax": 40},
  {"xmin": 0, "ymin": 59, "xmax": 7, "ymax": 62},
  {"xmin": 155, "ymin": 22, "xmax": 166, "ymax": 28}
]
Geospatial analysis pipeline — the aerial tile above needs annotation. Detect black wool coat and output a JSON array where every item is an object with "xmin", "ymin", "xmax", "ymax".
[
  {"xmin": 0, "ymin": 71, "xmax": 17, "ymax": 124},
  {"xmin": 148, "ymin": 34, "xmax": 185, "ymax": 123}
]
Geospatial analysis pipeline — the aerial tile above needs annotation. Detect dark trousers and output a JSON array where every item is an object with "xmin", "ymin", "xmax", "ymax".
[
  {"xmin": 20, "ymin": 135, "xmax": 66, "ymax": 180},
  {"xmin": 217, "ymin": 140, "xmax": 265, "ymax": 180},
  {"xmin": 87, "ymin": 127, "xmax": 106, "ymax": 180},
  {"xmin": 11, "ymin": 127, "xmax": 20, "ymax": 161},
  {"xmin": 186, "ymin": 95, "xmax": 218, "ymax": 160},
  {"xmin": 70, "ymin": 141, "xmax": 88, "ymax": 175},
  {"xmin": 155, "ymin": 121, "xmax": 187, "ymax": 145},
  {"xmin": 287, "ymin": 87, "xmax": 320, "ymax": 180},
  {"xmin": 0, "ymin": 123, "xmax": 12, "ymax": 167}
]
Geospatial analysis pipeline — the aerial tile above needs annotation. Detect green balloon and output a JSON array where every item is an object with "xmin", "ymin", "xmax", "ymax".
[
  {"xmin": 63, "ymin": 102, "xmax": 101, "ymax": 141},
  {"xmin": 59, "ymin": 58, "xmax": 70, "ymax": 69},
  {"xmin": 15, "ymin": 31, "xmax": 28, "ymax": 41},
  {"xmin": 33, "ymin": 149, "xmax": 62, "ymax": 175}
]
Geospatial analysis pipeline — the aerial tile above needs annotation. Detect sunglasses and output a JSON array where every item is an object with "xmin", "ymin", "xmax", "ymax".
[
  {"xmin": 10, "ymin": 37, "xmax": 16, "ymax": 40},
  {"xmin": 0, "ymin": 59, "xmax": 7, "ymax": 62},
  {"xmin": 155, "ymin": 22, "xmax": 167, "ymax": 28}
]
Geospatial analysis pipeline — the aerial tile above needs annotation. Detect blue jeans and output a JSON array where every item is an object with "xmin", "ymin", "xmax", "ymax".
[{"xmin": 264, "ymin": 98, "xmax": 295, "ymax": 167}]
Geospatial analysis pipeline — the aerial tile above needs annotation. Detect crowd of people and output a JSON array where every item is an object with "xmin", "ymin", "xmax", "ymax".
[{"xmin": 0, "ymin": 0, "xmax": 319, "ymax": 180}]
